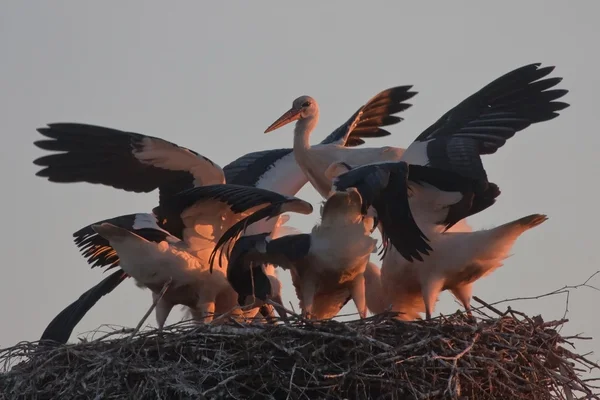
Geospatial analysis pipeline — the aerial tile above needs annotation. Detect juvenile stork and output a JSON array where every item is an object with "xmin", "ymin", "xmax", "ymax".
[
  {"xmin": 332, "ymin": 63, "xmax": 569, "ymax": 320},
  {"xmin": 40, "ymin": 184, "xmax": 312, "ymax": 343},
  {"xmin": 34, "ymin": 86, "xmax": 415, "ymax": 342}
]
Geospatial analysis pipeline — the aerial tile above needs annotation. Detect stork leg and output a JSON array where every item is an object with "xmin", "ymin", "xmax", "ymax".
[
  {"xmin": 301, "ymin": 277, "xmax": 317, "ymax": 320},
  {"xmin": 451, "ymin": 285, "xmax": 474, "ymax": 319},
  {"xmin": 153, "ymin": 294, "xmax": 174, "ymax": 330},
  {"xmin": 192, "ymin": 301, "xmax": 216, "ymax": 323},
  {"xmin": 421, "ymin": 278, "xmax": 445, "ymax": 321},
  {"xmin": 270, "ymin": 294, "xmax": 289, "ymax": 323},
  {"xmin": 351, "ymin": 274, "xmax": 367, "ymax": 319},
  {"xmin": 241, "ymin": 301, "xmax": 262, "ymax": 322},
  {"xmin": 257, "ymin": 303, "xmax": 276, "ymax": 324}
]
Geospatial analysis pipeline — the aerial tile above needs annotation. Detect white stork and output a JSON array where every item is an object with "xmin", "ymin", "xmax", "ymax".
[
  {"xmin": 34, "ymin": 86, "xmax": 414, "ymax": 343},
  {"xmin": 332, "ymin": 63, "xmax": 569, "ymax": 320},
  {"xmin": 208, "ymin": 184, "xmax": 423, "ymax": 321}
]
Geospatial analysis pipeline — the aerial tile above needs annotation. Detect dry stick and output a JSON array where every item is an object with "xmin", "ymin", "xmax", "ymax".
[
  {"xmin": 472, "ymin": 296, "xmax": 506, "ymax": 317},
  {"xmin": 267, "ymin": 299, "xmax": 301, "ymax": 323},
  {"xmin": 129, "ymin": 278, "xmax": 173, "ymax": 340},
  {"xmin": 486, "ymin": 271, "xmax": 600, "ymax": 309},
  {"xmin": 559, "ymin": 363, "xmax": 575, "ymax": 400},
  {"xmin": 267, "ymin": 299, "xmax": 293, "ymax": 325},
  {"xmin": 210, "ymin": 300, "xmax": 264, "ymax": 325}
]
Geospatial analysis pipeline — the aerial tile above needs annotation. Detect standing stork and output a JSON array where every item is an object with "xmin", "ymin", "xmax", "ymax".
[
  {"xmin": 40, "ymin": 184, "xmax": 312, "ymax": 342},
  {"xmin": 34, "ymin": 86, "xmax": 414, "ymax": 343},
  {"xmin": 332, "ymin": 63, "xmax": 569, "ymax": 320}
]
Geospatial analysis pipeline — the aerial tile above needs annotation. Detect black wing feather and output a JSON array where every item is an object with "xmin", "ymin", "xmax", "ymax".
[
  {"xmin": 413, "ymin": 63, "xmax": 568, "ymax": 179},
  {"xmin": 39, "ymin": 270, "xmax": 127, "ymax": 345},
  {"xmin": 416, "ymin": 63, "xmax": 568, "ymax": 141},
  {"xmin": 33, "ymin": 123, "xmax": 212, "ymax": 201},
  {"xmin": 226, "ymin": 234, "xmax": 273, "ymax": 305},
  {"xmin": 333, "ymin": 162, "xmax": 432, "ymax": 262},
  {"xmin": 225, "ymin": 233, "xmax": 311, "ymax": 305},
  {"xmin": 407, "ymin": 165, "xmax": 500, "ymax": 229},
  {"xmin": 73, "ymin": 213, "xmax": 174, "ymax": 270},
  {"xmin": 223, "ymin": 148, "xmax": 294, "ymax": 186},
  {"xmin": 208, "ymin": 202, "xmax": 303, "ymax": 271},
  {"xmin": 321, "ymin": 86, "xmax": 417, "ymax": 145},
  {"xmin": 266, "ymin": 234, "xmax": 312, "ymax": 263},
  {"xmin": 155, "ymin": 184, "xmax": 312, "ymax": 251}
]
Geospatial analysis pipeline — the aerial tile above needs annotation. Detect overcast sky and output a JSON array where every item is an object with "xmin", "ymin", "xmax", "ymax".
[{"xmin": 1, "ymin": 1, "xmax": 599, "ymax": 366}]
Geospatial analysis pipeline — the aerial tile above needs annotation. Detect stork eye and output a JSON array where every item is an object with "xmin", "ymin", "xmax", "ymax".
[{"xmin": 302, "ymin": 101, "xmax": 311, "ymax": 107}]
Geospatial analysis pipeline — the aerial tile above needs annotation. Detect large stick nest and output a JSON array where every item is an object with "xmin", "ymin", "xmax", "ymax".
[{"xmin": 1, "ymin": 306, "xmax": 599, "ymax": 400}]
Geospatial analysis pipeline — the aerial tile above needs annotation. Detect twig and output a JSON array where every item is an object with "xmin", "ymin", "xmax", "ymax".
[{"xmin": 472, "ymin": 296, "xmax": 506, "ymax": 317}]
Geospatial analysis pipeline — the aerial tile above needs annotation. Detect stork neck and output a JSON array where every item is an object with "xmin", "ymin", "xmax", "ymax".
[{"xmin": 293, "ymin": 115, "xmax": 318, "ymax": 150}]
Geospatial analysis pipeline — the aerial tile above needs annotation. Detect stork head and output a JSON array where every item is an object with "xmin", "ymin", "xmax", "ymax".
[
  {"xmin": 264, "ymin": 95, "xmax": 318, "ymax": 133},
  {"xmin": 320, "ymin": 187, "xmax": 364, "ymax": 224}
]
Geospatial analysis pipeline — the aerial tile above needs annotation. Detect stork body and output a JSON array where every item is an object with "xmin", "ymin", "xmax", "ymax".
[
  {"xmin": 363, "ymin": 221, "xmax": 470, "ymax": 319},
  {"xmin": 295, "ymin": 189, "xmax": 377, "ymax": 319},
  {"xmin": 380, "ymin": 215, "xmax": 547, "ymax": 320},
  {"xmin": 90, "ymin": 222, "xmax": 237, "ymax": 326}
]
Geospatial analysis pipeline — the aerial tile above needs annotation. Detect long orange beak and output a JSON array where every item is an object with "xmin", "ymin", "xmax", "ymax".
[{"xmin": 264, "ymin": 108, "xmax": 302, "ymax": 133}]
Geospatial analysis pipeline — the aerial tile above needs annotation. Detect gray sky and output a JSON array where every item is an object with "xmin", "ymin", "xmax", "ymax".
[{"xmin": 1, "ymin": 1, "xmax": 599, "ymax": 365}]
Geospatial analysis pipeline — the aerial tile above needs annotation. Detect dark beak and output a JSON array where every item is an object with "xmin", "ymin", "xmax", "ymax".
[{"xmin": 264, "ymin": 108, "xmax": 302, "ymax": 133}]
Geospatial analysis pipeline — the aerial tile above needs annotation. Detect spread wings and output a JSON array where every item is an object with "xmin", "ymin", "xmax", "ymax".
[{"xmin": 34, "ymin": 123, "xmax": 225, "ymax": 203}]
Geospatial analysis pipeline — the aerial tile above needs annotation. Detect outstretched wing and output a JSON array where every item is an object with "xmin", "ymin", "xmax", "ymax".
[
  {"xmin": 402, "ymin": 63, "xmax": 569, "ymax": 183},
  {"xmin": 322, "ymin": 86, "xmax": 417, "ymax": 147},
  {"xmin": 39, "ymin": 270, "xmax": 128, "ymax": 345},
  {"xmin": 207, "ymin": 192, "xmax": 313, "ymax": 272},
  {"xmin": 34, "ymin": 123, "xmax": 225, "ymax": 202}
]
